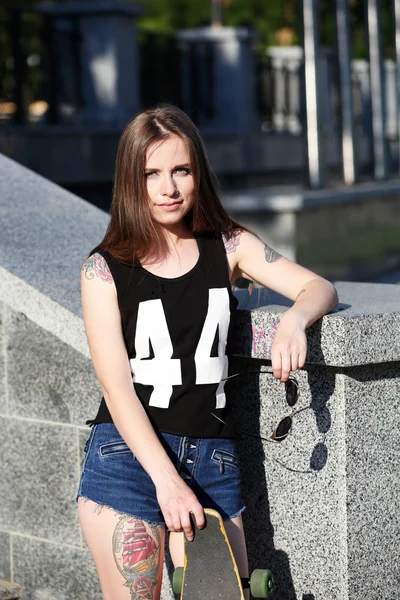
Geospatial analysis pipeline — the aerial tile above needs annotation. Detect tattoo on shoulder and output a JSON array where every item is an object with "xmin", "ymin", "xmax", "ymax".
[
  {"xmin": 264, "ymin": 244, "xmax": 282, "ymax": 263},
  {"xmin": 112, "ymin": 515, "xmax": 161, "ymax": 599},
  {"xmin": 81, "ymin": 252, "xmax": 113, "ymax": 284},
  {"xmin": 222, "ymin": 229, "xmax": 242, "ymax": 254}
]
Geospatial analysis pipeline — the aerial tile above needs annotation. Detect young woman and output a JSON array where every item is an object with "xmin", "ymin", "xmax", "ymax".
[{"xmin": 77, "ymin": 105, "xmax": 338, "ymax": 600}]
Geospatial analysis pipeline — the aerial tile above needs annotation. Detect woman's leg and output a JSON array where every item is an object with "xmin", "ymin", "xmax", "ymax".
[
  {"xmin": 78, "ymin": 498, "xmax": 165, "ymax": 600},
  {"xmin": 168, "ymin": 513, "xmax": 250, "ymax": 600}
]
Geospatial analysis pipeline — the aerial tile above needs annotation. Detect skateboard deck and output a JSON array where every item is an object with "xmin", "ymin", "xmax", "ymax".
[{"xmin": 180, "ymin": 508, "xmax": 244, "ymax": 600}]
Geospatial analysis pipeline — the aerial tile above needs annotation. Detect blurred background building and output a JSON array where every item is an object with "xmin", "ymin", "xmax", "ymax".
[{"xmin": 1, "ymin": 0, "xmax": 400, "ymax": 283}]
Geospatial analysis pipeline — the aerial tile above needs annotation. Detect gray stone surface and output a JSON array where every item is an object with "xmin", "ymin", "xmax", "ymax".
[
  {"xmin": 0, "ymin": 303, "xmax": 6, "ymax": 416},
  {"xmin": 6, "ymin": 304, "xmax": 100, "ymax": 425},
  {"xmin": 345, "ymin": 363, "xmax": 400, "ymax": 599},
  {"xmin": 0, "ymin": 153, "xmax": 108, "ymax": 317},
  {"xmin": 0, "ymin": 534, "xmax": 10, "ymax": 581},
  {"xmin": 227, "ymin": 355, "xmax": 400, "ymax": 600},
  {"xmin": 12, "ymin": 536, "xmax": 101, "ymax": 600},
  {"xmin": 233, "ymin": 281, "xmax": 400, "ymax": 367},
  {"xmin": 0, "ymin": 418, "xmax": 81, "ymax": 546},
  {"xmin": 230, "ymin": 360, "xmax": 348, "ymax": 599},
  {"xmin": 0, "ymin": 271, "xmax": 90, "ymax": 360}
]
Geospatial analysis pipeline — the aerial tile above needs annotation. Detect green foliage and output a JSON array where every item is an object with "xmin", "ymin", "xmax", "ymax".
[
  {"xmin": 134, "ymin": 0, "xmax": 397, "ymax": 57},
  {"xmin": 136, "ymin": 0, "xmax": 297, "ymax": 49}
]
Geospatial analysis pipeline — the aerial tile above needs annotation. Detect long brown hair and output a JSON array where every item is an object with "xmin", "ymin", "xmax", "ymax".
[{"xmin": 91, "ymin": 104, "xmax": 244, "ymax": 263}]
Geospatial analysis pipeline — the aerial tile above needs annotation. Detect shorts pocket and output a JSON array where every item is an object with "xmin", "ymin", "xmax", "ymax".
[
  {"xmin": 99, "ymin": 440, "xmax": 134, "ymax": 459},
  {"xmin": 211, "ymin": 448, "xmax": 239, "ymax": 472}
]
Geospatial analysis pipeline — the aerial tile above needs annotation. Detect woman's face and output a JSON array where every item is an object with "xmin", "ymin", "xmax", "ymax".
[{"xmin": 145, "ymin": 135, "xmax": 196, "ymax": 228}]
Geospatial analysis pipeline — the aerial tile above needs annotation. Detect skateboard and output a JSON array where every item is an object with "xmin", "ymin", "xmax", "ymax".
[{"xmin": 172, "ymin": 508, "xmax": 274, "ymax": 599}]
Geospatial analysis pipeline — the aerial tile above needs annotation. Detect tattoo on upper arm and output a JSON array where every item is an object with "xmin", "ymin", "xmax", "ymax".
[
  {"xmin": 81, "ymin": 252, "xmax": 113, "ymax": 284},
  {"xmin": 264, "ymin": 244, "xmax": 282, "ymax": 263},
  {"xmin": 222, "ymin": 229, "xmax": 242, "ymax": 254},
  {"xmin": 112, "ymin": 515, "xmax": 161, "ymax": 599}
]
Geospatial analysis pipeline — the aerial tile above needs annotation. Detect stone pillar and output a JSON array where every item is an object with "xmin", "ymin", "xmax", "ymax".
[
  {"xmin": 36, "ymin": 1, "xmax": 143, "ymax": 125},
  {"xmin": 177, "ymin": 27, "xmax": 260, "ymax": 134},
  {"xmin": 231, "ymin": 281, "xmax": 400, "ymax": 600}
]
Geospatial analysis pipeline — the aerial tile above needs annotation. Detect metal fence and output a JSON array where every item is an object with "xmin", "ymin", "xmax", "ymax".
[
  {"xmin": 0, "ymin": 7, "xmax": 398, "ymax": 145},
  {"xmin": 0, "ymin": 6, "xmax": 82, "ymax": 125},
  {"xmin": 139, "ymin": 32, "xmax": 183, "ymax": 111},
  {"xmin": 257, "ymin": 46, "xmax": 399, "ymax": 141}
]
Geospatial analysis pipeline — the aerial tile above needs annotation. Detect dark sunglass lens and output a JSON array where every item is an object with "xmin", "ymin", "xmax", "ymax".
[
  {"xmin": 271, "ymin": 416, "xmax": 292, "ymax": 441},
  {"xmin": 285, "ymin": 380, "xmax": 298, "ymax": 407}
]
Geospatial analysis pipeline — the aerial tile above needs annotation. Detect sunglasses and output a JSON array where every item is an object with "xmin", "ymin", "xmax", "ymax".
[
  {"xmin": 219, "ymin": 369, "xmax": 300, "ymax": 443},
  {"xmin": 270, "ymin": 376, "xmax": 299, "ymax": 441}
]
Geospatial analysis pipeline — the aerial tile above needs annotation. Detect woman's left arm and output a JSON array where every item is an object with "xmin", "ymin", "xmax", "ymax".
[{"xmin": 226, "ymin": 230, "xmax": 339, "ymax": 381}]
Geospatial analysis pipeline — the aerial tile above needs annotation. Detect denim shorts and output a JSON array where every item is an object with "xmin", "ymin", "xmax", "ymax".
[{"xmin": 76, "ymin": 423, "xmax": 245, "ymax": 525}]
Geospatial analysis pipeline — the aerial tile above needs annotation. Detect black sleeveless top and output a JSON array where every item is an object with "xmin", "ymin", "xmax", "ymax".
[{"xmin": 86, "ymin": 232, "xmax": 238, "ymax": 438}]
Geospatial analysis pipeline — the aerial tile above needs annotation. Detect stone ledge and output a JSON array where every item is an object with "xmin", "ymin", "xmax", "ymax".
[
  {"xmin": 0, "ymin": 153, "xmax": 107, "ymax": 316},
  {"xmin": 234, "ymin": 281, "xmax": 400, "ymax": 367},
  {"xmin": 222, "ymin": 178, "xmax": 400, "ymax": 212},
  {"xmin": 0, "ymin": 580, "xmax": 22, "ymax": 600}
]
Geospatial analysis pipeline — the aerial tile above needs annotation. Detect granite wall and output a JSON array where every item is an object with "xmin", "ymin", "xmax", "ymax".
[{"xmin": 1, "ymin": 152, "xmax": 399, "ymax": 599}]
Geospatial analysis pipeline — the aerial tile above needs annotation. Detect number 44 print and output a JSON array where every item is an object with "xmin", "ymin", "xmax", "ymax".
[{"xmin": 130, "ymin": 288, "xmax": 230, "ymax": 409}]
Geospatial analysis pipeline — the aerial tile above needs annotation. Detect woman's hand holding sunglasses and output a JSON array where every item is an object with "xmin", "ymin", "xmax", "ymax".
[{"xmin": 270, "ymin": 310, "xmax": 308, "ymax": 381}]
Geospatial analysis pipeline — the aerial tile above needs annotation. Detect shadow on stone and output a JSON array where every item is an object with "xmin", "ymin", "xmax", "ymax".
[
  {"xmin": 228, "ymin": 311, "xmax": 334, "ymax": 598},
  {"xmin": 229, "ymin": 355, "xmax": 297, "ymax": 599}
]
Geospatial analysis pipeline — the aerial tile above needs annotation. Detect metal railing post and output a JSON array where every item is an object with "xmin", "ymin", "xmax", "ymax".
[
  {"xmin": 366, "ymin": 0, "xmax": 389, "ymax": 179},
  {"xmin": 336, "ymin": 0, "xmax": 358, "ymax": 184},
  {"xmin": 301, "ymin": 0, "xmax": 325, "ymax": 188},
  {"xmin": 10, "ymin": 8, "xmax": 25, "ymax": 124},
  {"xmin": 393, "ymin": 0, "xmax": 400, "ymax": 173}
]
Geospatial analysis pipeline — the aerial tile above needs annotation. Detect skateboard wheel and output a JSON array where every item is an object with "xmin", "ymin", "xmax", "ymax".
[
  {"xmin": 172, "ymin": 567, "xmax": 184, "ymax": 595},
  {"xmin": 250, "ymin": 569, "xmax": 275, "ymax": 598}
]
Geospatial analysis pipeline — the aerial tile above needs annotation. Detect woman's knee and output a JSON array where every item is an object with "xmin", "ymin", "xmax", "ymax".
[{"xmin": 78, "ymin": 498, "xmax": 165, "ymax": 600}]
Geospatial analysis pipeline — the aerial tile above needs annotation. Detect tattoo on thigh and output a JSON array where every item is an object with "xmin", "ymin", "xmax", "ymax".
[
  {"xmin": 264, "ymin": 244, "xmax": 282, "ymax": 263},
  {"xmin": 112, "ymin": 516, "xmax": 161, "ymax": 599}
]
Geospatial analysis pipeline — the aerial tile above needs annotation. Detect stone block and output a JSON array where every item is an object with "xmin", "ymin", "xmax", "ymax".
[
  {"xmin": 233, "ymin": 281, "xmax": 400, "ymax": 368},
  {"xmin": 0, "ymin": 418, "xmax": 81, "ymax": 546},
  {"xmin": 0, "ymin": 534, "xmax": 10, "ymax": 581},
  {"xmin": 230, "ymin": 360, "xmax": 347, "ymax": 600},
  {"xmin": 12, "ymin": 536, "xmax": 101, "ymax": 600},
  {"xmin": 345, "ymin": 363, "xmax": 400, "ymax": 598},
  {"xmin": 6, "ymin": 306, "xmax": 100, "ymax": 425}
]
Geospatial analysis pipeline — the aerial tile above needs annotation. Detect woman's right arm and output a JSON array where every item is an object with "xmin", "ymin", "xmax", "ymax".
[{"xmin": 80, "ymin": 254, "xmax": 204, "ymax": 538}]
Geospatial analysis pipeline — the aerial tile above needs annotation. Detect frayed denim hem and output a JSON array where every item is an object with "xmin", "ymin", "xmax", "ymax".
[
  {"xmin": 227, "ymin": 505, "xmax": 246, "ymax": 519},
  {"xmin": 76, "ymin": 494, "xmax": 166, "ymax": 527}
]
